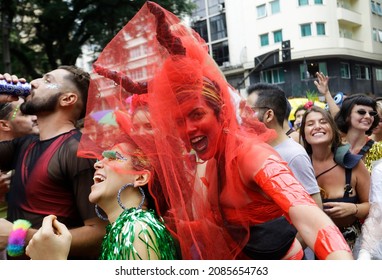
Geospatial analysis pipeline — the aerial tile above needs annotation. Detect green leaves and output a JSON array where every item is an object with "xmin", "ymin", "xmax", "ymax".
[{"xmin": 1, "ymin": 0, "xmax": 194, "ymax": 78}]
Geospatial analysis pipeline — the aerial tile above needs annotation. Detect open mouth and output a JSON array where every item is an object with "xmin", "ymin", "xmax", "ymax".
[
  {"xmin": 190, "ymin": 136, "xmax": 208, "ymax": 154},
  {"xmin": 93, "ymin": 174, "xmax": 106, "ymax": 184},
  {"xmin": 312, "ymin": 132, "xmax": 325, "ymax": 137}
]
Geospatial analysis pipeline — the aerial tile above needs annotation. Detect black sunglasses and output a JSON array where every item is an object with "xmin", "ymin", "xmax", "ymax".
[{"xmin": 356, "ymin": 109, "xmax": 378, "ymax": 117}]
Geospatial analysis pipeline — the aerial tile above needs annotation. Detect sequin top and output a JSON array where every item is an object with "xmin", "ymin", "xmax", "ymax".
[
  {"xmin": 364, "ymin": 141, "xmax": 382, "ymax": 173},
  {"xmin": 100, "ymin": 208, "xmax": 178, "ymax": 260}
]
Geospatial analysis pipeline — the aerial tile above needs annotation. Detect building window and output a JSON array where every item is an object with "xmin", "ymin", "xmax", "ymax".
[
  {"xmin": 208, "ymin": 0, "xmax": 225, "ymax": 15},
  {"xmin": 300, "ymin": 61, "xmax": 327, "ymax": 80},
  {"xmin": 376, "ymin": 68, "xmax": 382, "ymax": 81},
  {"xmin": 260, "ymin": 68, "xmax": 285, "ymax": 84},
  {"xmin": 355, "ymin": 65, "xmax": 371, "ymax": 80},
  {"xmin": 257, "ymin": 4, "xmax": 267, "ymax": 18},
  {"xmin": 371, "ymin": 1, "xmax": 378, "ymax": 14},
  {"xmin": 131, "ymin": 68, "xmax": 146, "ymax": 81},
  {"xmin": 270, "ymin": 0, "xmax": 281, "ymax": 14},
  {"xmin": 130, "ymin": 46, "xmax": 142, "ymax": 58},
  {"xmin": 260, "ymin": 33, "xmax": 269, "ymax": 46},
  {"xmin": 373, "ymin": 28, "xmax": 378, "ymax": 42},
  {"xmin": 299, "ymin": 0, "xmax": 309, "ymax": 6},
  {"xmin": 193, "ymin": 20, "xmax": 208, "ymax": 42},
  {"xmin": 210, "ymin": 14, "xmax": 227, "ymax": 41},
  {"xmin": 316, "ymin": 23, "xmax": 326, "ymax": 35},
  {"xmin": 193, "ymin": 0, "xmax": 207, "ymax": 18},
  {"xmin": 273, "ymin": 30, "xmax": 283, "ymax": 43},
  {"xmin": 212, "ymin": 40, "xmax": 229, "ymax": 66},
  {"xmin": 340, "ymin": 63, "xmax": 351, "ymax": 79},
  {"xmin": 377, "ymin": 3, "xmax": 382, "ymax": 15},
  {"xmin": 300, "ymin": 23, "xmax": 312, "ymax": 37},
  {"xmin": 379, "ymin": 30, "xmax": 382, "ymax": 42},
  {"xmin": 314, "ymin": 0, "xmax": 323, "ymax": 4}
]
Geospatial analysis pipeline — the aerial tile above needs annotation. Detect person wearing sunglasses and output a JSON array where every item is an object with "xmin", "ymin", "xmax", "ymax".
[{"xmin": 334, "ymin": 93, "xmax": 382, "ymax": 172}]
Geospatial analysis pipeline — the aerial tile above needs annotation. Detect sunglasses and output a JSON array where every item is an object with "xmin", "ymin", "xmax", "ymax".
[{"xmin": 356, "ymin": 109, "xmax": 378, "ymax": 117}]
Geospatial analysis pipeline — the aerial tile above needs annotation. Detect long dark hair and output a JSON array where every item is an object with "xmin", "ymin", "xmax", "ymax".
[{"xmin": 300, "ymin": 106, "xmax": 342, "ymax": 155}]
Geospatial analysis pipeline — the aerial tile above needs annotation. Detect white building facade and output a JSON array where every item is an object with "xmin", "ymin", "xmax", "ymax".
[{"xmin": 190, "ymin": 0, "xmax": 382, "ymax": 97}]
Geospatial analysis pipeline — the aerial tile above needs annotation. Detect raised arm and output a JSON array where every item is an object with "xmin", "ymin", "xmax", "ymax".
[
  {"xmin": 314, "ymin": 72, "xmax": 340, "ymax": 117},
  {"xmin": 0, "ymin": 73, "xmax": 26, "ymax": 103}
]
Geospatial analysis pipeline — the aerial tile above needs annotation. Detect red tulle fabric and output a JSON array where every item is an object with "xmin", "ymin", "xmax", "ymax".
[{"xmin": 77, "ymin": 1, "xmax": 314, "ymax": 260}]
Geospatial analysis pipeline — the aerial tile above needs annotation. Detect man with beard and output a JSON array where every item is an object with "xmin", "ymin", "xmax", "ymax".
[{"xmin": 0, "ymin": 66, "xmax": 106, "ymax": 259}]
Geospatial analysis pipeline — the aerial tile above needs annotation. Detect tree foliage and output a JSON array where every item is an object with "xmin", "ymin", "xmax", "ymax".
[{"xmin": 0, "ymin": 0, "xmax": 195, "ymax": 79}]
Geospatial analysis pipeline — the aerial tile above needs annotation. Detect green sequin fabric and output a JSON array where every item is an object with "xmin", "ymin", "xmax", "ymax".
[
  {"xmin": 100, "ymin": 208, "xmax": 178, "ymax": 260},
  {"xmin": 365, "ymin": 141, "xmax": 382, "ymax": 173}
]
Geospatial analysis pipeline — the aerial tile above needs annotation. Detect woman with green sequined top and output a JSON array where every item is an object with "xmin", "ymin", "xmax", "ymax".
[{"xmin": 26, "ymin": 136, "xmax": 178, "ymax": 260}]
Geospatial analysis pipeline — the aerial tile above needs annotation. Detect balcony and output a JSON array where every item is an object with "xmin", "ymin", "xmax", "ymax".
[{"xmin": 337, "ymin": 6, "xmax": 362, "ymax": 27}]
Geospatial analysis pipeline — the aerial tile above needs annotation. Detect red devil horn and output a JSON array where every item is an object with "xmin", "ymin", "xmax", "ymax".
[
  {"xmin": 147, "ymin": 1, "xmax": 186, "ymax": 56},
  {"xmin": 94, "ymin": 64, "xmax": 147, "ymax": 94}
]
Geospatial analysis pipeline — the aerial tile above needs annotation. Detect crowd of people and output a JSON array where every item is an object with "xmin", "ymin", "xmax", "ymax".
[{"xmin": 0, "ymin": 1, "xmax": 381, "ymax": 260}]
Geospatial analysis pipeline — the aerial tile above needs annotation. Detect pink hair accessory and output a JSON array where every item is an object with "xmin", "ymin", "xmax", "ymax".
[{"xmin": 304, "ymin": 101, "xmax": 314, "ymax": 110}]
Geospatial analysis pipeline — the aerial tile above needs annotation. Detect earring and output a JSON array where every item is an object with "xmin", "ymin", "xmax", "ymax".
[
  {"xmin": 222, "ymin": 120, "xmax": 229, "ymax": 134},
  {"xmin": 95, "ymin": 204, "xmax": 108, "ymax": 221},
  {"xmin": 117, "ymin": 183, "xmax": 146, "ymax": 210}
]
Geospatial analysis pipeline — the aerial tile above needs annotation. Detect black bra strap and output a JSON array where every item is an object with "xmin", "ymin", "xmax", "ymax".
[{"xmin": 315, "ymin": 163, "xmax": 338, "ymax": 180}]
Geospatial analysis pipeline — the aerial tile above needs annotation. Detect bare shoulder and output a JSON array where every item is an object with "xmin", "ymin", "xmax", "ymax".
[{"xmin": 131, "ymin": 220, "xmax": 159, "ymax": 260}]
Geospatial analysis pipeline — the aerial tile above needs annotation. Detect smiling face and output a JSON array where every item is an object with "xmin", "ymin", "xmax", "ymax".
[
  {"xmin": 89, "ymin": 143, "xmax": 140, "ymax": 207},
  {"xmin": 176, "ymin": 95, "xmax": 223, "ymax": 161},
  {"xmin": 348, "ymin": 104, "xmax": 376, "ymax": 133},
  {"xmin": 303, "ymin": 111, "xmax": 333, "ymax": 147}
]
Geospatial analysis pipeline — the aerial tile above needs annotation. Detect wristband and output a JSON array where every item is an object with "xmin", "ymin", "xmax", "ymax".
[
  {"xmin": 7, "ymin": 219, "xmax": 31, "ymax": 257},
  {"xmin": 314, "ymin": 225, "xmax": 351, "ymax": 260}
]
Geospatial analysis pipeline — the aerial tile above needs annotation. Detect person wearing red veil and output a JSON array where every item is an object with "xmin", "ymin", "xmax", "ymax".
[{"xmin": 79, "ymin": 2, "xmax": 353, "ymax": 260}]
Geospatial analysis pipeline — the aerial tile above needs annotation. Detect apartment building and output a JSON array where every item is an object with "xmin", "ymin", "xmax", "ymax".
[{"xmin": 190, "ymin": 0, "xmax": 382, "ymax": 97}]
